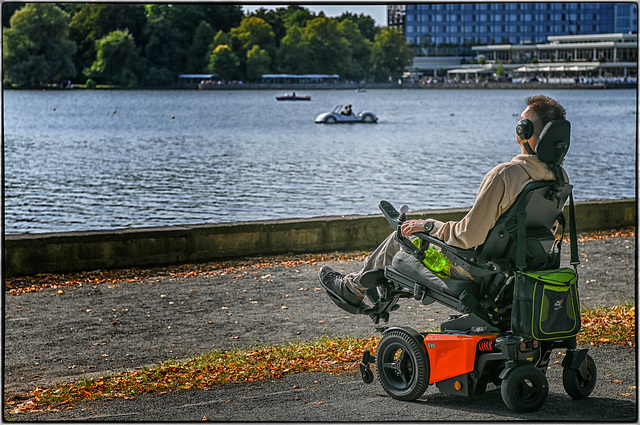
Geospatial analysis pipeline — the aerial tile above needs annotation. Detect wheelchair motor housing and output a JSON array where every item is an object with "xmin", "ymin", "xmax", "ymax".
[{"xmin": 361, "ymin": 322, "xmax": 595, "ymax": 413}]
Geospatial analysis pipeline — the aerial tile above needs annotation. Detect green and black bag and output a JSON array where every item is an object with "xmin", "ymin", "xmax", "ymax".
[
  {"xmin": 511, "ymin": 192, "xmax": 582, "ymax": 340},
  {"xmin": 512, "ymin": 268, "xmax": 581, "ymax": 340}
]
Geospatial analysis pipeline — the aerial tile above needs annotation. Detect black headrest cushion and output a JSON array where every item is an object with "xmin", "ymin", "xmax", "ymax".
[{"xmin": 536, "ymin": 119, "xmax": 571, "ymax": 166}]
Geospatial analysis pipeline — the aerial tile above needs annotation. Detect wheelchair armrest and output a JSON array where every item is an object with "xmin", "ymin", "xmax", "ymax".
[
  {"xmin": 413, "ymin": 232, "xmax": 501, "ymax": 276},
  {"xmin": 412, "ymin": 232, "xmax": 478, "ymax": 260}
]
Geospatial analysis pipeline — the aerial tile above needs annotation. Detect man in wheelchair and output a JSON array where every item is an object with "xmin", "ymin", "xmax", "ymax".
[
  {"xmin": 319, "ymin": 94, "xmax": 569, "ymax": 319},
  {"xmin": 318, "ymin": 95, "xmax": 596, "ymax": 413}
]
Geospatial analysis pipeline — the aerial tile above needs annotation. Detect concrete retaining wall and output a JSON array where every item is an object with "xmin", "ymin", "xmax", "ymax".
[{"xmin": 4, "ymin": 198, "xmax": 635, "ymax": 277}]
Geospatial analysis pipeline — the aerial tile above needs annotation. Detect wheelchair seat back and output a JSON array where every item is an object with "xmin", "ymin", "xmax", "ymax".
[{"xmin": 476, "ymin": 181, "xmax": 571, "ymax": 270}]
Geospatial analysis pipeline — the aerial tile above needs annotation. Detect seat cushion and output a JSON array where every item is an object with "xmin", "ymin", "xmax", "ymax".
[{"xmin": 391, "ymin": 251, "xmax": 479, "ymax": 298}]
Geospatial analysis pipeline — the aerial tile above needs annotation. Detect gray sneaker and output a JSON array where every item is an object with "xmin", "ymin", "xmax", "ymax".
[{"xmin": 318, "ymin": 266, "xmax": 364, "ymax": 314}]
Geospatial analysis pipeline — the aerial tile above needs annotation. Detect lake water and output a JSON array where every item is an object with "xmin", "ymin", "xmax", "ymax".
[{"xmin": 3, "ymin": 88, "xmax": 636, "ymax": 234}]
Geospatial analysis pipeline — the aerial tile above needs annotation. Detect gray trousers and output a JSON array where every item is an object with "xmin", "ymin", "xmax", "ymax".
[{"xmin": 343, "ymin": 232, "xmax": 401, "ymax": 298}]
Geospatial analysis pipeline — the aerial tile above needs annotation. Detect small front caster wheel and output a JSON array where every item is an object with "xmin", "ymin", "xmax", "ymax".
[
  {"xmin": 563, "ymin": 354, "xmax": 597, "ymax": 399},
  {"xmin": 501, "ymin": 364, "xmax": 549, "ymax": 413},
  {"xmin": 360, "ymin": 363, "xmax": 374, "ymax": 383}
]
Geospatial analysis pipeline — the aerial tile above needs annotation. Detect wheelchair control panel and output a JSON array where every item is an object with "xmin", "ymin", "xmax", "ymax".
[
  {"xmin": 379, "ymin": 201, "xmax": 430, "ymax": 263},
  {"xmin": 378, "ymin": 200, "xmax": 400, "ymax": 229}
]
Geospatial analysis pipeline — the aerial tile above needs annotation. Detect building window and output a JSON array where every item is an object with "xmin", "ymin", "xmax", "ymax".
[
  {"xmin": 575, "ymin": 49, "xmax": 592, "ymax": 61},
  {"xmin": 596, "ymin": 48, "xmax": 613, "ymax": 61},
  {"xmin": 558, "ymin": 50, "xmax": 573, "ymax": 61},
  {"xmin": 619, "ymin": 48, "xmax": 637, "ymax": 62}
]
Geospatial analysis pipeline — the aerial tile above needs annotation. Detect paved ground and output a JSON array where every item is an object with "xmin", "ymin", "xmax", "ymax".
[{"xmin": 3, "ymin": 233, "xmax": 637, "ymax": 421}]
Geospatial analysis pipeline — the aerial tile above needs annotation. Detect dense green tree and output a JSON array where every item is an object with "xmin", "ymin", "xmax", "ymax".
[
  {"xmin": 231, "ymin": 16, "xmax": 276, "ymax": 57},
  {"xmin": 148, "ymin": 4, "xmax": 243, "ymax": 36},
  {"xmin": 370, "ymin": 27, "xmax": 415, "ymax": 82},
  {"xmin": 338, "ymin": 18, "xmax": 372, "ymax": 81},
  {"xmin": 57, "ymin": 3, "xmax": 86, "ymax": 17},
  {"xmin": 3, "ymin": 4, "xmax": 414, "ymax": 87},
  {"xmin": 143, "ymin": 17, "xmax": 185, "ymax": 81},
  {"xmin": 247, "ymin": 7, "xmax": 287, "ymax": 48},
  {"xmin": 276, "ymin": 25, "xmax": 312, "ymax": 74},
  {"xmin": 85, "ymin": 29, "xmax": 139, "ymax": 87},
  {"xmin": 246, "ymin": 45, "xmax": 271, "ymax": 81},
  {"xmin": 145, "ymin": 3, "xmax": 203, "ymax": 47},
  {"xmin": 3, "ymin": 3, "xmax": 77, "ymax": 87},
  {"xmin": 146, "ymin": 3, "xmax": 243, "ymax": 66},
  {"xmin": 230, "ymin": 16, "xmax": 276, "ymax": 79},
  {"xmin": 142, "ymin": 66, "xmax": 173, "ymax": 87},
  {"xmin": 338, "ymin": 12, "xmax": 378, "ymax": 41},
  {"xmin": 186, "ymin": 21, "xmax": 216, "ymax": 73},
  {"xmin": 69, "ymin": 4, "xmax": 147, "ymax": 77},
  {"xmin": 200, "ymin": 4, "xmax": 244, "ymax": 33},
  {"xmin": 302, "ymin": 17, "xmax": 351, "ymax": 76},
  {"xmin": 208, "ymin": 45, "xmax": 239, "ymax": 80},
  {"xmin": 211, "ymin": 30, "xmax": 232, "ymax": 50},
  {"xmin": 283, "ymin": 7, "xmax": 316, "ymax": 29}
]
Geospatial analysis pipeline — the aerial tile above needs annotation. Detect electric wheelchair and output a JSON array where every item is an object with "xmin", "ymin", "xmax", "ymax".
[{"xmin": 336, "ymin": 119, "xmax": 597, "ymax": 413}]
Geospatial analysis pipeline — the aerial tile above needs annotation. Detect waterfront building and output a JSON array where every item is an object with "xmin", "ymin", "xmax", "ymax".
[
  {"xmin": 394, "ymin": 3, "xmax": 637, "ymax": 54},
  {"xmin": 387, "ymin": 5, "xmax": 406, "ymax": 32},
  {"xmin": 410, "ymin": 33, "xmax": 637, "ymax": 83}
]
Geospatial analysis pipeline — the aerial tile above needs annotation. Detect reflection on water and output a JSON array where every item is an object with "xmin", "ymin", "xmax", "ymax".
[{"xmin": 3, "ymin": 88, "xmax": 636, "ymax": 233}]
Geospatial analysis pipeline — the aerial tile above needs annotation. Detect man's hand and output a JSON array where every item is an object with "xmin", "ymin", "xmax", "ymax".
[{"xmin": 400, "ymin": 219, "xmax": 427, "ymax": 237}]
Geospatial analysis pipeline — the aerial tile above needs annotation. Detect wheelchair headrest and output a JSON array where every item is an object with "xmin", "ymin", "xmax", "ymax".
[{"xmin": 536, "ymin": 119, "xmax": 570, "ymax": 166}]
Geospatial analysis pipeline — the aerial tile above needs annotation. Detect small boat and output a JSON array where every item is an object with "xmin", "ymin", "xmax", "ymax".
[{"xmin": 276, "ymin": 93, "xmax": 311, "ymax": 101}]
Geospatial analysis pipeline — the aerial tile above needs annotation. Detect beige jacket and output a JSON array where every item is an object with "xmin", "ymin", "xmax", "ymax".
[{"xmin": 428, "ymin": 154, "xmax": 565, "ymax": 249}]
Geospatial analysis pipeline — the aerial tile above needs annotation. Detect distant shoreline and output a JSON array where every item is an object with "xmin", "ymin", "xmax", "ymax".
[
  {"xmin": 6, "ymin": 82, "xmax": 637, "ymax": 91},
  {"xmin": 197, "ymin": 82, "xmax": 636, "ymax": 90}
]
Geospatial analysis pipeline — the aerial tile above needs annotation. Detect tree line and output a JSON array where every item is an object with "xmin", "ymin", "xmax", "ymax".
[{"xmin": 2, "ymin": 3, "xmax": 415, "ymax": 88}]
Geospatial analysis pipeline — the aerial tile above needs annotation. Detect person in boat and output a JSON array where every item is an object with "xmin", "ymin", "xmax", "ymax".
[{"xmin": 319, "ymin": 95, "xmax": 569, "ymax": 313}]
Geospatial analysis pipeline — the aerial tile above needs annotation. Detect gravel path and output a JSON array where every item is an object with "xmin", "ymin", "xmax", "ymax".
[{"xmin": 3, "ymin": 234, "xmax": 636, "ymax": 420}]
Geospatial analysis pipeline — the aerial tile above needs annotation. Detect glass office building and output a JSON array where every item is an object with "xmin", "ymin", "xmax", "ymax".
[{"xmin": 402, "ymin": 3, "xmax": 637, "ymax": 49}]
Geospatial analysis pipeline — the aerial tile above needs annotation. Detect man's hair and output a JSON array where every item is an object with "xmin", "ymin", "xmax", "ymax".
[{"xmin": 524, "ymin": 95, "xmax": 567, "ymax": 142}]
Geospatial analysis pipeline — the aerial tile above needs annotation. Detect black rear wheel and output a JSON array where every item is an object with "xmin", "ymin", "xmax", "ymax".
[{"xmin": 376, "ymin": 329, "xmax": 429, "ymax": 401}]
